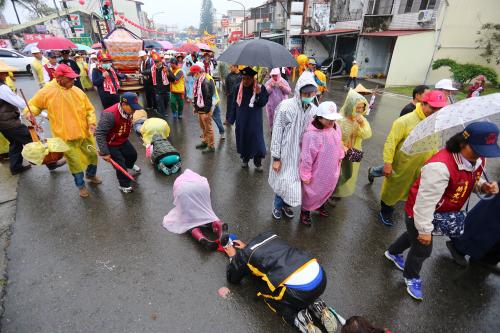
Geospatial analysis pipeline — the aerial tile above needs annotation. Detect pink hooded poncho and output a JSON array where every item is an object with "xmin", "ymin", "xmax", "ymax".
[
  {"xmin": 162, "ymin": 169, "xmax": 219, "ymax": 234},
  {"xmin": 300, "ymin": 123, "xmax": 344, "ymax": 211}
]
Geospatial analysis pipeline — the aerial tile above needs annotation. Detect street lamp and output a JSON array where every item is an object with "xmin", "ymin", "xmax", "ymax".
[{"xmin": 227, "ymin": 0, "xmax": 246, "ymax": 37}]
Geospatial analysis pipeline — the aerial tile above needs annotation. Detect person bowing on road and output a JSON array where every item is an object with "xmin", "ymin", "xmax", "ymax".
[{"xmin": 95, "ymin": 92, "xmax": 143, "ymax": 194}]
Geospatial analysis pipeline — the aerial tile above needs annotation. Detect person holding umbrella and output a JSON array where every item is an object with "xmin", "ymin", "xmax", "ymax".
[
  {"xmin": 59, "ymin": 49, "xmax": 83, "ymax": 90},
  {"xmin": 95, "ymin": 92, "xmax": 142, "ymax": 194},
  {"xmin": 234, "ymin": 67, "xmax": 269, "ymax": 171},
  {"xmin": 24, "ymin": 64, "xmax": 100, "ymax": 198},
  {"xmin": 384, "ymin": 122, "xmax": 500, "ymax": 300},
  {"xmin": 92, "ymin": 51, "xmax": 124, "ymax": 109}
]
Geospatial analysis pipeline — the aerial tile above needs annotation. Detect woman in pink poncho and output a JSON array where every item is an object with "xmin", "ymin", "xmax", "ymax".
[
  {"xmin": 162, "ymin": 169, "xmax": 227, "ymax": 250},
  {"xmin": 264, "ymin": 67, "xmax": 291, "ymax": 130},
  {"xmin": 300, "ymin": 102, "xmax": 345, "ymax": 226}
]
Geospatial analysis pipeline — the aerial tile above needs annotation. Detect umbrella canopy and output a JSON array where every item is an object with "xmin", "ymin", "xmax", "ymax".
[
  {"xmin": 196, "ymin": 42, "xmax": 212, "ymax": 52},
  {"xmin": 91, "ymin": 42, "xmax": 102, "ymax": 49},
  {"xmin": 144, "ymin": 39, "xmax": 163, "ymax": 50},
  {"xmin": 158, "ymin": 40, "xmax": 173, "ymax": 50},
  {"xmin": 175, "ymin": 43, "xmax": 199, "ymax": 54},
  {"xmin": 37, "ymin": 37, "xmax": 76, "ymax": 50},
  {"xmin": 75, "ymin": 43, "xmax": 91, "ymax": 52},
  {"xmin": 218, "ymin": 38, "xmax": 297, "ymax": 68},
  {"xmin": 401, "ymin": 93, "xmax": 500, "ymax": 155},
  {"xmin": 22, "ymin": 43, "xmax": 38, "ymax": 54}
]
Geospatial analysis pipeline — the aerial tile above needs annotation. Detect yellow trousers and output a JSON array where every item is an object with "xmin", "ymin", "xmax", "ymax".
[{"xmin": 64, "ymin": 137, "xmax": 99, "ymax": 174}]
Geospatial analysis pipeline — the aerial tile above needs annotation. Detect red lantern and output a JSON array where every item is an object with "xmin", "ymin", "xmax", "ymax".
[
  {"xmin": 104, "ymin": 0, "xmax": 110, "ymax": 6},
  {"xmin": 79, "ymin": 0, "xmax": 85, "ymax": 5}
]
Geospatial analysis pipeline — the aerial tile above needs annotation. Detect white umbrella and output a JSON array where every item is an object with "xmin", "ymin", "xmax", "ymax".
[{"xmin": 401, "ymin": 93, "xmax": 500, "ymax": 155}]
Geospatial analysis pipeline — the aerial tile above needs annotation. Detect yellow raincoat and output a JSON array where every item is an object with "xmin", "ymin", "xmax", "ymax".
[
  {"xmin": 380, "ymin": 103, "xmax": 436, "ymax": 206},
  {"xmin": 24, "ymin": 80, "xmax": 98, "ymax": 174},
  {"xmin": 0, "ymin": 133, "xmax": 9, "ymax": 154},
  {"xmin": 32, "ymin": 58, "xmax": 48, "ymax": 88},
  {"xmin": 333, "ymin": 89, "xmax": 372, "ymax": 197},
  {"xmin": 314, "ymin": 70, "xmax": 327, "ymax": 94},
  {"xmin": 140, "ymin": 118, "xmax": 171, "ymax": 145}
]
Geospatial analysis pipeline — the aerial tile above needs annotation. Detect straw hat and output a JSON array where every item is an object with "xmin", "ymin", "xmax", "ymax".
[
  {"xmin": 354, "ymin": 84, "xmax": 372, "ymax": 95},
  {"xmin": 0, "ymin": 60, "xmax": 18, "ymax": 73}
]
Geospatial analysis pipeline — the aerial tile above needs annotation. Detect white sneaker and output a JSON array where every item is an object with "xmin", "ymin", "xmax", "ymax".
[
  {"xmin": 294, "ymin": 309, "xmax": 321, "ymax": 333},
  {"xmin": 128, "ymin": 164, "xmax": 141, "ymax": 176},
  {"xmin": 118, "ymin": 186, "xmax": 133, "ymax": 193}
]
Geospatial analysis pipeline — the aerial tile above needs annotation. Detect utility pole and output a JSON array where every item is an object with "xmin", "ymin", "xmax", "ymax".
[
  {"xmin": 61, "ymin": 0, "xmax": 76, "ymax": 37},
  {"xmin": 10, "ymin": 0, "xmax": 21, "ymax": 24},
  {"xmin": 52, "ymin": 0, "xmax": 68, "ymax": 37}
]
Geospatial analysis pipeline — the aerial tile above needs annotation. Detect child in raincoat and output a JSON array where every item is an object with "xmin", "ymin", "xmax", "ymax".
[
  {"xmin": 264, "ymin": 68, "xmax": 291, "ymax": 130},
  {"xmin": 162, "ymin": 169, "xmax": 227, "ymax": 251},
  {"xmin": 299, "ymin": 102, "xmax": 344, "ymax": 226},
  {"xmin": 332, "ymin": 89, "xmax": 372, "ymax": 199}
]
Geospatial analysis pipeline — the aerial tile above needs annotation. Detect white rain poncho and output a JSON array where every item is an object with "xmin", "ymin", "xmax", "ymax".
[{"xmin": 162, "ymin": 169, "xmax": 219, "ymax": 234}]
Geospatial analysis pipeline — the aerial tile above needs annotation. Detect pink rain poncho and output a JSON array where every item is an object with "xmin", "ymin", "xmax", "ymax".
[
  {"xmin": 300, "ymin": 123, "xmax": 344, "ymax": 211},
  {"xmin": 162, "ymin": 169, "xmax": 219, "ymax": 234},
  {"xmin": 264, "ymin": 68, "xmax": 291, "ymax": 129}
]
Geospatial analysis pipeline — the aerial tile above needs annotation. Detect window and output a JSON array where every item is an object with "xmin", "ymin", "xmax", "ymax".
[
  {"xmin": 400, "ymin": 0, "xmax": 414, "ymax": 13},
  {"xmin": 420, "ymin": 0, "xmax": 437, "ymax": 10},
  {"xmin": 367, "ymin": 0, "xmax": 394, "ymax": 15},
  {"xmin": 0, "ymin": 50, "xmax": 15, "ymax": 58}
]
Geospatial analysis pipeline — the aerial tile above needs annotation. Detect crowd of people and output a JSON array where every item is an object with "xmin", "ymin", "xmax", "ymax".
[{"xmin": 0, "ymin": 45, "xmax": 499, "ymax": 333}]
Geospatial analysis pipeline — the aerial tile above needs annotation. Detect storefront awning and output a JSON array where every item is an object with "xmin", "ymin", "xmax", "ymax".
[
  {"xmin": 300, "ymin": 29, "xmax": 359, "ymax": 37},
  {"xmin": 361, "ymin": 29, "xmax": 432, "ymax": 37},
  {"xmin": 261, "ymin": 33, "xmax": 285, "ymax": 40}
]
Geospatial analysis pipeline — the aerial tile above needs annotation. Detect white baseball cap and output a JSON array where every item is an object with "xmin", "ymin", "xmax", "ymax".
[
  {"xmin": 31, "ymin": 47, "xmax": 41, "ymax": 54},
  {"xmin": 138, "ymin": 50, "xmax": 147, "ymax": 57},
  {"xmin": 316, "ymin": 101, "xmax": 342, "ymax": 120},
  {"xmin": 352, "ymin": 60, "xmax": 357, "ymax": 64},
  {"xmin": 435, "ymin": 78, "xmax": 457, "ymax": 91}
]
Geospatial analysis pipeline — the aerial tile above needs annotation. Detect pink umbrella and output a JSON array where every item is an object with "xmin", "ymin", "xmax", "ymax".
[
  {"xmin": 196, "ymin": 42, "xmax": 212, "ymax": 52},
  {"xmin": 158, "ymin": 40, "xmax": 173, "ymax": 50},
  {"xmin": 175, "ymin": 43, "xmax": 199, "ymax": 54},
  {"xmin": 37, "ymin": 37, "xmax": 77, "ymax": 50},
  {"xmin": 91, "ymin": 42, "xmax": 102, "ymax": 49}
]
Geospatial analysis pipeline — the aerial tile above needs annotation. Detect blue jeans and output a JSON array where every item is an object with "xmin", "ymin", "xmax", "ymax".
[
  {"xmin": 274, "ymin": 195, "xmax": 287, "ymax": 210},
  {"xmin": 73, "ymin": 164, "xmax": 98, "ymax": 188},
  {"xmin": 369, "ymin": 165, "xmax": 384, "ymax": 178},
  {"xmin": 212, "ymin": 104, "xmax": 225, "ymax": 134}
]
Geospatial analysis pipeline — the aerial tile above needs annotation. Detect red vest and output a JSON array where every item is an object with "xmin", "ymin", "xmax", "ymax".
[
  {"xmin": 44, "ymin": 64, "xmax": 56, "ymax": 80},
  {"xmin": 405, "ymin": 149, "xmax": 484, "ymax": 217},
  {"xmin": 104, "ymin": 104, "xmax": 132, "ymax": 147}
]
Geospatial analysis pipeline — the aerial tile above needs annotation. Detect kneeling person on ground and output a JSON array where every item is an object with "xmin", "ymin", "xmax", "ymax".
[
  {"xmin": 95, "ymin": 92, "xmax": 142, "ymax": 193},
  {"xmin": 225, "ymin": 231, "xmax": 338, "ymax": 333}
]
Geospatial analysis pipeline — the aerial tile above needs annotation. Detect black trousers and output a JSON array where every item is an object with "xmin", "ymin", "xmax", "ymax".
[
  {"xmin": 108, "ymin": 140, "xmax": 137, "ymax": 187},
  {"xmin": 381, "ymin": 200, "xmax": 395, "ymax": 216},
  {"xmin": 264, "ymin": 271, "xmax": 327, "ymax": 326},
  {"xmin": 242, "ymin": 156, "xmax": 262, "ymax": 167},
  {"xmin": 480, "ymin": 242, "xmax": 500, "ymax": 265},
  {"xmin": 155, "ymin": 92, "xmax": 170, "ymax": 116},
  {"xmin": 345, "ymin": 77, "xmax": 357, "ymax": 89},
  {"xmin": 388, "ymin": 214, "xmax": 433, "ymax": 279},
  {"xmin": 1, "ymin": 125, "xmax": 32, "ymax": 172},
  {"xmin": 143, "ymin": 81, "xmax": 155, "ymax": 109},
  {"xmin": 99, "ymin": 91, "xmax": 120, "ymax": 109}
]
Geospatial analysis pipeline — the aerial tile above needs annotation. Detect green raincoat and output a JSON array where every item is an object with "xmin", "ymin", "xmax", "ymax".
[
  {"xmin": 333, "ymin": 89, "xmax": 372, "ymax": 197},
  {"xmin": 380, "ymin": 103, "xmax": 436, "ymax": 206}
]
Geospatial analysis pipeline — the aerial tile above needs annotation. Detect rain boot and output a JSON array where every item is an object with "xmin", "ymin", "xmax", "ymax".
[
  {"xmin": 190, "ymin": 227, "xmax": 218, "ymax": 251},
  {"xmin": 211, "ymin": 221, "xmax": 228, "ymax": 240}
]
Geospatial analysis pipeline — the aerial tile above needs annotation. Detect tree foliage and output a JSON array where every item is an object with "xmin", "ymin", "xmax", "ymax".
[
  {"xmin": 199, "ymin": 0, "xmax": 214, "ymax": 35},
  {"xmin": 432, "ymin": 58, "xmax": 498, "ymax": 86},
  {"xmin": 476, "ymin": 23, "xmax": 500, "ymax": 65}
]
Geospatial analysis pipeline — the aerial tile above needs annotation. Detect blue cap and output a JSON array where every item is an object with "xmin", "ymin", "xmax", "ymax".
[
  {"xmin": 463, "ymin": 122, "xmax": 500, "ymax": 158},
  {"xmin": 120, "ymin": 92, "xmax": 142, "ymax": 111}
]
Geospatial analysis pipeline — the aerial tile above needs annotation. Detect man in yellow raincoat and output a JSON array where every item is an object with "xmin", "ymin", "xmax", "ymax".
[
  {"xmin": 30, "ymin": 47, "xmax": 48, "ymax": 89},
  {"xmin": 24, "ymin": 64, "xmax": 100, "ymax": 198},
  {"xmin": 378, "ymin": 90, "xmax": 447, "ymax": 226}
]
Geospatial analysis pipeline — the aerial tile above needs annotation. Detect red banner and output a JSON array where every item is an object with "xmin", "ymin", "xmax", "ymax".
[{"xmin": 23, "ymin": 34, "xmax": 50, "ymax": 44}]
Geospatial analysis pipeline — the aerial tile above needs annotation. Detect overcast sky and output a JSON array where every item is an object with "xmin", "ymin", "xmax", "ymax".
[{"xmin": 2, "ymin": 0, "xmax": 266, "ymax": 29}]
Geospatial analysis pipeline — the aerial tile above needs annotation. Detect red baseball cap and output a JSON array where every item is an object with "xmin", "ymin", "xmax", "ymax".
[
  {"xmin": 422, "ymin": 90, "xmax": 447, "ymax": 108},
  {"xmin": 190, "ymin": 64, "xmax": 203, "ymax": 74},
  {"xmin": 54, "ymin": 64, "xmax": 79, "ymax": 79}
]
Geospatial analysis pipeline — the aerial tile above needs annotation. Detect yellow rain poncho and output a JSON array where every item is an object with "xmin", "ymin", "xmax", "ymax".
[
  {"xmin": 24, "ymin": 80, "xmax": 98, "ymax": 174},
  {"xmin": 32, "ymin": 58, "xmax": 48, "ymax": 88},
  {"xmin": 0, "ymin": 132, "xmax": 9, "ymax": 154},
  {"xmin": 380, "ymin": 103, "xmax": 436, "ymax": 206},
  {"xmin": 314, "ymin": 70, "xmax": 327, "ymax": 94},
  {"xmin": 140, "ymin": 118, "xmax": 171, "ymax": 145},
  {"xmin": 333, "ymin": 89, "xmax": 372, "ymax": 197}
]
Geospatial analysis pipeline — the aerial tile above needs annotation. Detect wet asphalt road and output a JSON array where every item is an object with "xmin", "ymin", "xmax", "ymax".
[{"xmin": 2, "ymin": 76, "xmax": 500, "ymax": 333}]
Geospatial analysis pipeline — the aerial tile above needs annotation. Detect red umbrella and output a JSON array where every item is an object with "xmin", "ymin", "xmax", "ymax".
[
  {"xmin": 175, "ymin": 43, "xmax": 200, "ymax": 54},
  {"xmin": 108, "ymin": 158, "xmax": 135, "ymax": 182},
  {"xmin": 37, "ymin": 37, "xmax": 77, "ymax": 50},
  {"xmin": 196, "ymin": 42, "xmax": 212, "ymax": 52},
  {"xmin": 91, "ymin": 42, "xmax": 102, "ymax": 49}
]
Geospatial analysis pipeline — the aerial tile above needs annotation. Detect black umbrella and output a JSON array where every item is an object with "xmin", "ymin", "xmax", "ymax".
[
  {"xmin": 144, "ymin": 39, "xmax": 163, "ymax": 50},
  {"xmin": 218, "ymin": 38, "xmax": 297, "ymax": 68}
]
